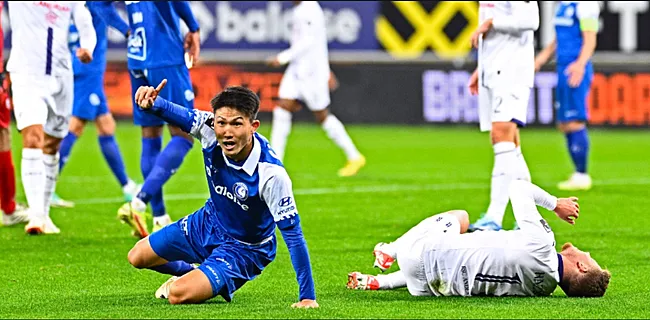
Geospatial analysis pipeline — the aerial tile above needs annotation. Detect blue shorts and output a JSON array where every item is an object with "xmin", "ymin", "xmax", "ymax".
[
  {"xmin": 149, "ymin": 206, "xmax": 276, "ymax": 302},
  {"xmin": 72, "ymin": 73, "xmax": 109, "ymax": 121},
  {"xmin": 129, "ymin": 64, "xmax": 195, "ymax": 127},
  {"xmin": 555, "ymin": 62, "xmax": 594, "ymax": 123}
]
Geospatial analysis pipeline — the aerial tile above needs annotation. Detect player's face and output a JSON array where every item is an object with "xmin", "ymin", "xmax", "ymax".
[
  {"xmin": 214, "ymin": 107, "xmax": 260, "ymax": 162},
  {"xmin": 561, "ymin": 242, "xmax": 602, "ymax": 271}
]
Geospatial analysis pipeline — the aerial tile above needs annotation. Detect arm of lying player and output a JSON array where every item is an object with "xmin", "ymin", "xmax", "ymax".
[
  {"xmin": 271, "ymin": 16, "xmax": 315, "ymax": 66},
  {"xmin": 87, "ymin": 1, "xmax": 130, "ymax": 38},
  {"xmin": 261, "ymin": 173, "xmax": 318, "ymax": 308},
  {"xmin": 72, "ymin": 2, "xmax": 97, "ymax": 60},
  {"xmin": 509, "ymin": 180, "xmax": 580, "ymax": 242},
  {"xmin": 491, "ymin": 1, "xmax": 540, "ymax": 34},
  {"xmin": 135, "ymin": 80, "xmax": 216, "ymax": 148}
]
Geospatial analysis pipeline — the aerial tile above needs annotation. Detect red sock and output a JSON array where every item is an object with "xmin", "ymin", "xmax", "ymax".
[{"xmin": 0, "ymin": 150, "xmax": 16, "ymax": 214}]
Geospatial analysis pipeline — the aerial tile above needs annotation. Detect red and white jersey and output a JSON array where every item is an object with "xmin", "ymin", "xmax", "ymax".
[
  {"xmin": 478, "ymin": 1, "xmax": 539, "ymax": 89},
  {"xmin": 277, "ymin": 1, "xmax": 330, "ymax": 82},
  {"xmin": 6, "ymin": 1, "xmax": 96, "ymax": 76}
]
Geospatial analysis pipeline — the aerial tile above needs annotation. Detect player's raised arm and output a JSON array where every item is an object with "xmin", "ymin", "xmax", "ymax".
[
  {"xmin": 260, "ymin": 169, "xmax": 318, "ymax": 308},
  {"xmin": 136, "ymin": 80, "xmax": 216, "ymax": 148},
  {"xmin": 71, "ymin": 2, "xmax": 97, "ymax": 63},
  {"xmin": 492, "ymin": 1, "xmax": 540, "ymax": 34},
  {"xmin": 87, "ymin": 1, "xmax": 130, "ymax": 38}
]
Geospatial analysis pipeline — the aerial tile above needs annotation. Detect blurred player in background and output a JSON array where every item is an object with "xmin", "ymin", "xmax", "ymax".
[
  {"xmin": 95, "ymin": 1, "xmax": 201, "ymax": 237},
  {"xmin": 467, "ymin": 1, "xmax": 539, "ymax": 232},
  {"xmin": 6, "ymin": 1, "xmax": 96, "ymax": 235},
  {"xmin": 51, "ymin": 2, "xmax": 141, "ymax": 209},
  {"xmin": 267, "ymin": 1, "xmax": 366, "ymax": 177},
  {"xmin": 0, "ymin": 2, "xmax": 29, "ymax": 226},
  {"xmin": 534, "ymin": 2, "xmax": 600, "ymax": 191},
  {"xmin": 125, "ymin": 81, "xmax": 318, "ymax": 308},
  {"xmin": 348, "ymin": 180, "xmax": 610, "ymax": 298}
]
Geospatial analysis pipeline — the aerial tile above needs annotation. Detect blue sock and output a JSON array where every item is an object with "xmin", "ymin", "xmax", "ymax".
[
  {"xmin": 58, "ymin": 132, "xmax": 78, "ymax": 173},
  {"xmin": 139, "ymin": 136, "xmax": 193, "ymax": 217},
  {"xmin": 99, "ymin": 135, "xmax": 129, "ymax": 187},
  {"xmin": 149, "ymin": 261, "xmax": 195, "ymax": 276},
  {"xmin": 565, "ymin": 128, "xmax": 590, "ymax": 173},
  {"xmin": 139, "ymin": 136, "xmax": 162, "ymax": 204}
]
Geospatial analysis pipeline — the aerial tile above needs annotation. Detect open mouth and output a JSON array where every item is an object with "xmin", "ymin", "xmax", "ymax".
[{"xmin": 222, "ymin": 140, "xmax": 237, "ymax": 151}]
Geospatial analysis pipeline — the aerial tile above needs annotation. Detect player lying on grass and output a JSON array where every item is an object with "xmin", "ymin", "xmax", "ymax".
[
  {"xmin": 348, "ymin": 180, "xmax": 610, "ymax": 297},
  {"xmin": 122, "ymin": 80, "xmax": 318, "ymax": 308}
]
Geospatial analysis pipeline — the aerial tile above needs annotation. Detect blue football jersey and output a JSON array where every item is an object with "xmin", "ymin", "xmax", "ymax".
[
  {"xmin": 185, "ymin": 111, "xmax": 300, "ymax": 244},
  {"xmin": 124, "ymin": 1, "xmax": 188, "ymax": 70},
  {"xmin": 554, "ymin": 2, "xmax": 600, "ymax": 65}
]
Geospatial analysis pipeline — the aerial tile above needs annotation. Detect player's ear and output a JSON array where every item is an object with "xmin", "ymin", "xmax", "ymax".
[
  {"xmin": 576, "ymin": 261, "xmax": 589, "ymax": 274},
  {"xmin": 251, "ymin": 119, "xmax": 260, "ymax": 132}
]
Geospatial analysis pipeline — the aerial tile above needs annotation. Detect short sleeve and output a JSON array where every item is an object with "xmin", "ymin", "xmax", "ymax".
[{"xmin": 260, "ymin": 166, "xmax": 298, "ymax": 224}]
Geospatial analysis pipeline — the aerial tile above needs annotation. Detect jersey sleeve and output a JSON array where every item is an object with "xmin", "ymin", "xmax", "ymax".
[
  {"xmin": 260, "ymin": 168, "xmax": 299, "ymax": 228},
  {"xmin": 576, "ymin": 2, "xmax": 600, "ymax": 32},
  {"xmin": 508, "ymin": 180, "xmax": 558, "ymax": 245},
  {"xmin": 276, "ymin": 13, "xmax": 316, "ymax": 65},
  {"xmin": 87, "ymin": 1, "xmax": 130, "ymax": 37},
  {"xmin": 491, "ymin": 1, "xmax": 540, "ymax": 34},
  {"xmin": 149, "ymin": 97, "xmax": 216, "ymax": 148},
  {"xmin": 71, "ymin": 2, "xmax": 97, "ymax": 55}
]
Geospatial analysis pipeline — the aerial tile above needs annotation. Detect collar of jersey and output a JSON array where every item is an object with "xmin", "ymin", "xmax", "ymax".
[
  {"xmin": 557, "ymin": 253, "xmax": 564, "ymax": 282},
  {"xmin": 221, "ymin": 134, "xmax": 261, "ymax": 176}
]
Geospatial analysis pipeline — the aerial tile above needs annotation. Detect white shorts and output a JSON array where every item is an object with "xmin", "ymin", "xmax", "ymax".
[
  {"xmin": 278, "ymin": 66, "xmax": 330, "ymax": 112},
  {"xmin": 478, "ymin": 85, "xmax": 531, "ymax": 132},
  {"xmin": 11, "ymin": 72, "xmax": 74, "ymax": 138},
  {"xmin": 396, "ymin": 213, "xmax": 461, "ymax": 297}
]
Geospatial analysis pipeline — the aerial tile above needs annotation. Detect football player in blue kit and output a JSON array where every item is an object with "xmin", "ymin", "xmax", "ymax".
[
  {"xmin": 535, "ymin": 1, "xmax": 600, "ymax": 191},
  {"xmin": 125, "ymin": 80, "xmax": 318, "ymax": 308}
]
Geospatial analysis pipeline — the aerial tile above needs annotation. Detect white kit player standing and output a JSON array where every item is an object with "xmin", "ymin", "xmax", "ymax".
[
  {"xmin": 6, "ymin": 1, "xmax": 96, "ymax": 235},
  {"xmin": 266, "ymin": 1, "xmax": 366, "ymax": 177},
  {"xmin": 467, "ymin": 1, "xmax": 540, "ymax": 232}
]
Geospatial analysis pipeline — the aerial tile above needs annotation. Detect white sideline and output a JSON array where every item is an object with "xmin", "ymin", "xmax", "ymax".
[{"xmin": 67, "ymin": 177, "xmax": 650, "ymax": 205}]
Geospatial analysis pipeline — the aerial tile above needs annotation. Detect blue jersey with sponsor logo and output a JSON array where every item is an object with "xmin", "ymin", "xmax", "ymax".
[
  {"xmin": 554, "ymin": 2, "xmax": 600, "ymax": 65},
  {"xmin": 124, "ymin": 1, "xmax": 194, "ymax": 70}
]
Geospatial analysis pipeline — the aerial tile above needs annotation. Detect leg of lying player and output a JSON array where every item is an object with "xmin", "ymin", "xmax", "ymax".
[
  {"xmin": 312, "ymin": 109, "xmax": 365, "ymax": 177},
  {"xmin": 0, "ymin": 127, "xmax": 29, "ymax": 226},
  {"xmin": 470, "ymin": 122, "xmax": 520, "ymax": 232},
  {"xmin": 348, "ymin": 210, "xmax": 469, "ymax": 290}
]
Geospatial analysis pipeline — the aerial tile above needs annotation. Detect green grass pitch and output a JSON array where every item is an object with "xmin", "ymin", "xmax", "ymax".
[{"xmin": 1, "ymin": 123, "xmax": 649, "ymax": 319}]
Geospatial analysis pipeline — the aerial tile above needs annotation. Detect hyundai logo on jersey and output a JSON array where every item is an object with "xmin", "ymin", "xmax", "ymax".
[{"xmin": 279, "ymin": 196, "xmax": 293, "ymax": 207}]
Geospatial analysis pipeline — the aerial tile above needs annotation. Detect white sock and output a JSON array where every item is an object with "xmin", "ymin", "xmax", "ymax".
[
  {"xmin": 321, "ymin": 114, "xmax": 361, "ymax": 161},
  {"xmin": 385, "ymin": 213, "xmax": 451, "ymax": 259},
  {"xmin": 43, "ymin": 153, "xmax": 60, "ymax": 216},
  {"xmin": 484, "ymin": 142, "xmax": 518, "ymax": 224},
  {"xmin": 270, "ymin": 107, "xmax": 292, "ymax": 162},
  {"xmin": 131, "ymin": 197, "xmax": 147, "ymax": 212},
  {"xmin": 515, "ymin": 146, "xmax": 531, "ymax": 182},
  {"xmin": 122, "ymin": 179, "xmax": 137, "ymax": 193},
  {"xmin": 376, "ymin": 271, "xmax": 407, "ymax": 290},
  {"xmin": 154, "ymin": 214, "xmax": 172, "ymax": 226},
  {"xmin": 21, "ymin": 148, "xmax": 46, "ymax": 220}
]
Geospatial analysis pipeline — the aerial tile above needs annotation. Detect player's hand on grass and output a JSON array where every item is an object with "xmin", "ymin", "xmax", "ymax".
[
  {"xmin": 471, "ymin": 18, "xmax": 493, "ymax": 48},
  {"xmin": 266, "ymin": 56, "xmax": 281, "ymax": 68},
  {"xmin": 291, "ymin": 299, "xmax": 319, "ymax": 309},
  {"xmin": 76, "ymin": 48, "xmax": 93, "ymax": 64},
  {"xmin": 468, "ymin": 70, "xmax": 479, "ymax": 95},
  {"xmin": 565, "ymin": 61, "xmax": 585, "ymax": 88},
  {"xmin": 184, "ymin": 30, "xmax": 201, "ymax": 68},
  {"xmin": 135, "ymin": 79, "xmax": 167, "ymax": 109},
  {"xmin": 554, "ymin": 197, "xmax": 580, "ymax": 225}
]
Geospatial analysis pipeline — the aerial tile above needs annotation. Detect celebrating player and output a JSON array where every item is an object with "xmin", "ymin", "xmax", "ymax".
[
  {"xmin": 94, "ymin": 1, "xmax": 201, "ymax": 236},
  {"xmin": 122, "ymin": 80, "xmax": 318, "ymax": 307},
  {"xmin": 534, "ymin": 2, "xmax": 600, "ymax": 191},
  {"xmin": 0, "ymin": 2, "xmax": 29, "ymax": 226},
  {"xmin": 347, "ymin": 180, "xmax": 610, "ymax": 298},
  {"xmin": 52, "ymin": 2, "xmax": 140, "ymax": 208},
  {"xmin": 267, "ymin": 1, "xmax": 365, "ymax": 177},
  {"xmin": 6, "ymin": 1, "xmax": 96, "ymax": 234},
  {"xmin": 467, "ymin": 1, "xmax": 540, "ymax": 232}
]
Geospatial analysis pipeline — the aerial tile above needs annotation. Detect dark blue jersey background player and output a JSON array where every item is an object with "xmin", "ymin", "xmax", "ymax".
[
  {"xmin": 54, "ymin": 2, "xmax": 139, "ymax": 208},
  {"xmin": 535, "ymin": 1, "xmax": 600, "ymax": 191},
  {"xmin": 125, "ymin": 80, "xmax": 318, "ymax": 308},
  {"xmin": 93, "ymin": 1, "xmax": 202, "ymax": 235}
]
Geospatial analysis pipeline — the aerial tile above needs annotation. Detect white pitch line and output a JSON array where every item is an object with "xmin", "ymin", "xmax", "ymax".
[{"xmin": 69, "ymin": 177, "xmax": 650, "ymax": 205}]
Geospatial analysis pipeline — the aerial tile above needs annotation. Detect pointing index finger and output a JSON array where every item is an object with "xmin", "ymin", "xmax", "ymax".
[{"xmin": 155, "ymin": 79, "xmax": 168, "ymax": 93}]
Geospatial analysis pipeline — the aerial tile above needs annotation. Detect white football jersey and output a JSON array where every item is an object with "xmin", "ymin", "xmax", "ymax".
[
  {"xmin": 478, "ymin": 1, "xmax": 539, "ymax": 88},
  {"xmin": 6, "ymin": 1, "xmax": 96, "ymax": 76},
  {"xmin": 277, "ymin": 1, "xmax": 330, "ymax": 82},
  {"xmin": 421, "ymin": 181, "xmax": 561, "ymax": 297}
]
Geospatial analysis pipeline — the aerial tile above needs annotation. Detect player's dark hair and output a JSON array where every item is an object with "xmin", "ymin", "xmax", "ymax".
[
  {"xmin": 210, "ymin": 86, "xmax": 260, "ymax": 121},
  {"xmin": 563, "ymin": 269, "xmax": 611, "ymax": 298}
]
